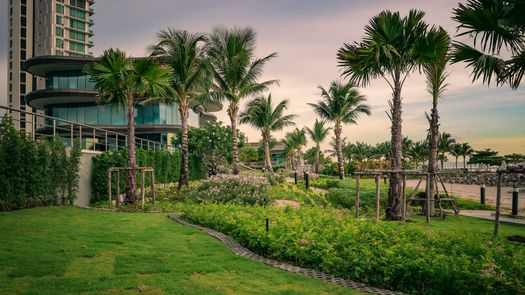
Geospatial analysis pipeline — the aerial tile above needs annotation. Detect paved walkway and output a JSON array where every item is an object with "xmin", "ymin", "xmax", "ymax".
[
  {"xmin": 405, "ymin": 179, "xmax": 524, "ymax": 214},
  {"xmin": 169, "ymin": 215, "xmax": 405, "ymax": 295},
  {"xmin": 459, "ymin": 210, "xmax": 525, "ymax": 225}
]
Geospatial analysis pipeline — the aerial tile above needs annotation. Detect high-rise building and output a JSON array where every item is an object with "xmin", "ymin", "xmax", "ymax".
[{"xmin": 7, "ymin": 0, "xmax": 94, "ymax": 131}]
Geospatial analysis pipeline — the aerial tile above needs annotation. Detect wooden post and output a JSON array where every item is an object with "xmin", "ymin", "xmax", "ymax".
[
  {"xmin": 375, "ymin": 174, "xmax": 380, "ymax": 220},
  {"xmin": 108, "ymin": 170, "xmax": 112, "ymax": 208},
  {"xmin": 151, "ymin": 170, "xmax": 156, "ymax": 205},
  {"xmin": 434, "ymin": 176, "xmax": 444, "ymax": 219},
  {"xmin": 402, "ymin": 174, "xmax": 406, "ymax": 220},
  {"xmin": 116, "ymin": 170, "xmax": 120, "ymax": 207},
  {"xmin": 494, "ymin": 172, "xmax": 503, "ymax": 238},
  {"xmin": 426, "ymin": 174, "xmax": 430, "ymax": 223},
  {"xmin": 355, "ymin": 175, "xmax": 360, "ymax": 218},
  {"xmin": 141, "ymin": 169, "xmax": 145, "ymax": 210}
]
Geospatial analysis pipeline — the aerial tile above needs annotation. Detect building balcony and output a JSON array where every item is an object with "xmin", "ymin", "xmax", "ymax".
[{"xmin": 89, "ymin": 7, "xmax": 94, "ymax": 15}]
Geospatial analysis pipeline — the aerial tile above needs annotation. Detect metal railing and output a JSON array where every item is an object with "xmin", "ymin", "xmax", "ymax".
[{"xmin": 0, "ymin": 105, "xmax": 174, "ymax": 152}]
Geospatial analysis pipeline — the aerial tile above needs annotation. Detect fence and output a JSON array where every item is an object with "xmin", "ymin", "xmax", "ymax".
[{"xmin": 1, "ymin": 105, "xmax": 173, "ymax": 152}]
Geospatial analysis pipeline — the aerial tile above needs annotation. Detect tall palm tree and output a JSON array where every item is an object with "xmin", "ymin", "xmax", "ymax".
[
  {"xmin": 424, "ymin": 27, "xmax": 451, "ymax": 215},
  {"xmin": 149, "ymin": 28, "xmax": 210, "ymax": 189},
  {"xmin": 309, "ymin": 81, "xmax": 370, "ymax": 180},
  {"xmin": 449, "ymin": 143, "xmax": 464, "ymax": 172},
  {"xmin": 438, "ymin": 132, "xmax": 456, "ymax": 170},
  {"xmin": 407, "ymin": 141, "xmax": 428, "ymax": 170},
  {"xmin": 459, "ymin": 142, "xmax": 474, "ymax": 169},
  {"xmin": 84, "ymin": 49, "xmax": 172, "ymax": 204},
  {"xmin": 239, "ymin": 94, "xmax": 296, "ymax": 172},
  {"xmin": 282, "ymin": 128, "xmax": 307, "ymax": 171},
  {"xmin": 451, "ymin": 0, "xmax": 525, "ymax": 89},
  {"xmin": 207, "ymin": 27, "xmax": 278, "ymax": 175},
  {"xmin": 338, "ymin": 10, "xmax": 448, "ymax": 220},
  {"xmin": 305, "ymin": 119, "xmax": 331, "ymax": 173}
]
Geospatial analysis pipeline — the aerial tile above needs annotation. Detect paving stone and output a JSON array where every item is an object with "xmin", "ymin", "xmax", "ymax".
[{"xmin": 168, "ymin": 215, "xmax": 406, "ymax": 295}]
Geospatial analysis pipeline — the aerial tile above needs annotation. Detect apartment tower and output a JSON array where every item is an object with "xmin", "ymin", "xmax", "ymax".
[{"xmin": 7, "ymin": 0, "xmax": 94, "ymax": 131}]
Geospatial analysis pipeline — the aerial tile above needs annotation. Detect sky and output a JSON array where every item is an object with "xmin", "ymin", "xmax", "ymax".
[{"xmin": 1, "ymin": 0, "xmax": 524, "ymax": 154}]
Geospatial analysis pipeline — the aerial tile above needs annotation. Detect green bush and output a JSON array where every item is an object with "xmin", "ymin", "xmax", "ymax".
[
  {"xmin": 179, "ymin": 204, "xmax": 525, "ymax": 295},
  {"xmin": 90, "ymin": 149, "xmax": 206, "ymax": 203},
  {"xmin": 187, "ymin": 174, "xmax": 269, "ymax": 206},
  {"xmin": 0, "ymin": 116, "xmax": 81, "ymax": 211},
  {"xmin": 267, "ymin": 183, "xmax": 328, "ymax": 206}
]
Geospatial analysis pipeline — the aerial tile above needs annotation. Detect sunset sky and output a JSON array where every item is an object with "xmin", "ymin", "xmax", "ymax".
[{"xmin": 1, "ymin": 0, "xmax": 524, "ymax": 155}]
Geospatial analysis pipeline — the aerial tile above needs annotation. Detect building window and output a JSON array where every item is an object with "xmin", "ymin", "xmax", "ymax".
[
  {"xmin": 56, "ymin": 15, "xmax": 63, "ymax": 25},
  {"xmin": 56, "ymin": 50, "xmax": 64, "ymax": 55},
  {"xmin": 70, "ymin": 19, "xmax": 85, "ymax": 30},
  {"xmin": 20, "ymin": 73, "xmax": 26, "ymax": 81},
  {"xmin": 69, "ymin": 42, "xmax": 85, "ymax": 53},
  {"xmin": 21, "ymin": 39, "xmax": 26, "ymax": 49},
  {"xmin": 56, "ymin": 27, "xmax": 64, "ymax": 37},
  {"xmin": 56, "ymin": 38, "xmax": 64, "ymax": 48},
  {"xmin": 20, "ymin": 50, "xmax": 26, "ymax": 60},
  {"xmin": 70, "ymin": 8, "xmax": 86, "ymax": 20},
  {"xmin": 20, "ymin": 84, "xmax": 26, "ymax": 94},
  {"xmin": 56, "ymin": 4, "xmax": 64, "ymax": 14},
  {"xmin": 70, "ymin": 31, "xmax": 85, "ymax": 41},
  {"xmin": 70, "ymin": 0, "xmax": 86, "ymax": 9},
  {"xmin": 21, "ymin": 27, "xmax": 26, "ymax": 37},
  {"xmin": 21, "ymin": 16, "xmax": 26, "ymax": 27}
]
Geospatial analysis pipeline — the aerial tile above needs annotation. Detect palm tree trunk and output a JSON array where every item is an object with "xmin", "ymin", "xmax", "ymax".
[
  {"xmin": 463, "ymin": 156, "xmax": 467, "ymax": 170},
  {"xmin": 440, "ymin": 155, "xmax": 444, "ymax": 170},
  {"xmin": 263, "ymin": 133, "xmax": 272, "ymax": 173},
  {"xmin": 427, "ymin": 100, "xmax": 439, "ymax": 217},
  {"xmin": 229, "ymin": 104, "xmax": 240, "ymax": 175},
  {"xmin": 335, "ymin": 122, "xmax": 344, "ymax": 180},
  {"xmin": 455, "ymin": 156, "xmax": 459, "ymax": 172},
  {"xmin": 386, "ymin": 73, "xmax": 403, "ymax": 221},
  {"xmin": 315, "ymin": 144, "xmax": 320, "ymax": 174},
  {"xmin": 178, "ymin": 101, "xmax": 189, "ymax": 189},
  {"xmin": 125, "ymin": 99, "xmax": 137, "ymax": 204}
]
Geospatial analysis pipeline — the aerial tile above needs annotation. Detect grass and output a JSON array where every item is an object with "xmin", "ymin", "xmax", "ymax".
[{"xmin": 0, "ymin": 206, "xmax": 363, "ymax": 295}]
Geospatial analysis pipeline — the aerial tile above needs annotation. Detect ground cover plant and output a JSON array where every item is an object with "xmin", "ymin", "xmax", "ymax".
[
  {"xmin": 179, "ymin": 203, "xmax": 525, "ymax": 294},
  {"xmin": 0, "ymin": 207, "xmax": 362, "ymax": 295}
]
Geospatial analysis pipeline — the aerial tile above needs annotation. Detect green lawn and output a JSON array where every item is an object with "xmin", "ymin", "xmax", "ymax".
[{"xmin": 0, "ymin": 207, "xmax": 362, "ymax": 295}]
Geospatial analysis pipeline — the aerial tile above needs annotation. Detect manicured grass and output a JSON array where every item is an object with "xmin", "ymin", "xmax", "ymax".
[{"xmin": 0, "ymin": 206, "xmax": 363, "ymax": 295}]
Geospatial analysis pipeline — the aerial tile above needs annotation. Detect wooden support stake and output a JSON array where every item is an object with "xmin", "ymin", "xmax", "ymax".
[
  {"xmin": 438, "ymin": 174, "xmax": 459, "ymax": 215},
  {"xmin": 355, "ymin": 175, "xmax": 360, "ymax": 218},
  {"xmin": 108, "ymin": 170, "xmax": 112, "ymax": 208},
  {"xmin": 141, "ymin": 170, "xmax": 145, "ymax": 210},
  {"xmin": 409, "ymin": 177, "xmax": 423, "ymax": 200},
  {"xmin": 402, "ymin": 174, "xmax": 406, "ymax": 220},
  {"xmin": 375, "ymin": 175, "xmax": 381, "ymax": 220},
  {"xmin": 426, "ymin": 174, "xmax": 430, "ymax": 224},
  {"xmin": 434, "ymin": 176, "xmax": 444, "ymax": 219},
  {"xmin": 116, "ymin": 170, "xmax": 120, "ymax": 207},
  {"xmin": 494, "ymin": 172, "xmax": 503, "ymax": 238},
  {"xmin": 151, "ymin": 171, "xmax": 156, "ymax": 205}
]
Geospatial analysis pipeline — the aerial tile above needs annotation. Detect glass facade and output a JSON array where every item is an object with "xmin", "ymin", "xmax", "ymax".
[
  {"xmin": 44, "ymin": 103, "xmax": 200, "ymax": 127},
  {"xmin": 45, "ymin": 70, "xmax": 95, "ymax": 90}
]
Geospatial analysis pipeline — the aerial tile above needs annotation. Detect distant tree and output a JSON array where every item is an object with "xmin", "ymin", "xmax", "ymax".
[
  {"xmin": 309, "ymin": 81, "xmax": 370, "ymax": 180},
  {"xmin": 459, "ymin": 143, "xmax": 474, "ymax": 169},
  {"xmin": 468, "ymin": 149, "xmax": 504, "ymax": 168},
  {"xmin": 239, "ymin": 94, "xmax": 296, "ymax": 172},
  {"xmin": 505, "ymin": 153, "xmax": 525, "ymax": 165},
  {"xmin": 282, "ymin": 128, "xmax": 307, "ymax": 171},
  {"xmin": 406, "ymin": 141, "xmax": 428, "ymax": 170},
  {"xmin": 438, "ymin": 133, "xmax": 456, "ymax": 170},
  {"xmin": 305, "ymin": 119, "xmax": 332, "ymax": 173},
  {"xmin": 240, "ymin": 145, "xmax": 258, "ymax": 162}
]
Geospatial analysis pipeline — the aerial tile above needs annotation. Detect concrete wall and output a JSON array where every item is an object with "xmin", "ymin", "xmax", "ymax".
[{"xmin": 74, "ymin": 149, "xmax": 101, "ymax": 207}]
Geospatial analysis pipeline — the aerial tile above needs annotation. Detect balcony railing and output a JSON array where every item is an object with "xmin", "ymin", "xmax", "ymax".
[{"xmin": 0, "ymin": 105, "xmax": 174, "ymax": 152}]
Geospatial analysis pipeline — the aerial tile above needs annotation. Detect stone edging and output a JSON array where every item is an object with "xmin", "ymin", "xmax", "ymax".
[{"xmin": 168, "ymin": 215, "xmax": 405, "ymax": 295}]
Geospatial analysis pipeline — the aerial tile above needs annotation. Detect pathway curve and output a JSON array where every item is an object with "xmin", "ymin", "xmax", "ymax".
[
  {"xmin": 168, "ymin": 215, "xmax": 405, "ymax": 295},
  {"xmin": 459, "ymin": 210, "xmax": 525, "ymax": 226}
]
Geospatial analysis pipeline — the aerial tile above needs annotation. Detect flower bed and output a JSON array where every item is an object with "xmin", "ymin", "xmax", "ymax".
[{"xmin": 179, "ymin": 204, "xmax": 525, "ymax": 294}]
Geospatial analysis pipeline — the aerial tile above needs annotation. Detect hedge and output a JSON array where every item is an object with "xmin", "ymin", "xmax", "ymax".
[
  {"xmin": 0, "ymin": 116, "xmax": 81, "ymax": 211},
  {"xmin": 90, "ymin": 149, "xmax": 205, "ymax": 203}
]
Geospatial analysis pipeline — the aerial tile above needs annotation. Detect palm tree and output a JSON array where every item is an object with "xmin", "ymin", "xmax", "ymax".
[
  {"xmin": 338, "ymin": 10, "xmax": 448, "ymax": 220},
  {"xmin": 239, "ymin": 94, "xmax": 296, "ymax": 172},
  {"xmin": 449, "ymin": 143, "xmax": 464, "ymax": 172},
  {"xmin": 374, "ymin": 141, "xmax": 391, "ymax": 160},
  {"xmin": 407, "ymin": 141, "xmax": 428, "ymax": 170},
  {"xmin": 84, "ymin": 49, "xmax": 172, "ymax": 204},
  {"xmin": 309, "ymin": 81, "xmax": 370, "ymax": 180},
  {"xmin": 282, "ymin": 128, "xmax": 307, "ymax": 171},
  {"xmin": 459, "ymin": 142, "xmax": 474, "ymax": 170},
  {"xmin": 438, "ymin": 132, "xmax": 456, "ymax": 170},
  {"xmin": 451, "ymin": 0, "xmax": 525, "ymax": 89},
  {"xmin": 424, "ymin": 27, "xmax": 451, "ymax": 215},
  {"xmin": 305, "ymin": 119, "xmax": 331, "ymax": 173},
  {"xmin": 207, "ymin": 27, "xmax": 278, "ymax": 175},
  {"xmin": 149, "ymin": 28, "xmax": 210, "ymax": 189}
]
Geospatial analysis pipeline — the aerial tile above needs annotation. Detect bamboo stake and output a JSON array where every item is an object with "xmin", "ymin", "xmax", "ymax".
[
  {"xmin": 426, "ymin": 174, "xmax": 430, "ymax": 223},
  {"xmin": 116, "ymin": 170, "xmax": 120, "ymax": 207},
  {"xmin": 141, "ymin": 170, "xmax": 145, "ymax": 210},
  {"xmin": 494, "ymin": 172, "xmax": 503, "ymax": 238},
  {"xmin": 355, "ymin": 175, "xmax": 360, "ymax": 218},
  {"xmin": 402, "ymin": 174, "xmax": 406, "ymax": 220},
  {"xmin": 108, "ymin": 170, "xmax": 112, "ymax": 208},
  {"xmin": 375, "ymin": 175, "xmax": 380, "ymax": 220}
]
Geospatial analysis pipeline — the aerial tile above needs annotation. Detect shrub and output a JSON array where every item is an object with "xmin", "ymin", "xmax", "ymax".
[
  {"xmin": 267, "ymin": 183, "xmax": 328, "ymax": 206},
  {"xmin": 187, "ymin": 174, "xmax": 269, "ymax": 206},
  {"xmin": 179, "ymin": 204, "xmax": 525, "ymax": 295}
]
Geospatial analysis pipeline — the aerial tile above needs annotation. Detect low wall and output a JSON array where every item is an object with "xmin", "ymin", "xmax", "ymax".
[
  {"xmin": 441, "ymin": 172, "xmax": 525, "ymax": 187},
  {"xmin": 74, "ymin": 150, "xmax": 102, "ymax": 207}
]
